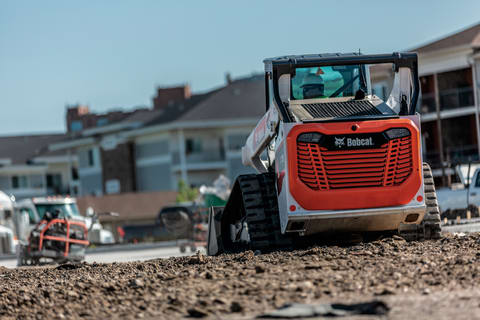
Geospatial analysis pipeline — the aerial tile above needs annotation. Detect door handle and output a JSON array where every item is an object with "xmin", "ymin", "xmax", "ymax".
[{"xmin": 471, "ymin": 192, "xmax": 477, "ymax": 197}]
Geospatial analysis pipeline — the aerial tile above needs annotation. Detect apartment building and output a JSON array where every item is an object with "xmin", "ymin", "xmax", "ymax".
[
  {"xmin": 55, "ymin": 24, "xmax": 480, "ymax": 195},
  {"xmin": 371, "ymin": 23, "xmax": 480, "ymax": 185},
  {"xmin": 50, "ymin": 75, "xmax": 262, "ymax": 196},
  {"xmin": 0, "ymin": 134, "xmax": 78, "ymax": 199},
  {"xmin": 414, "ymin": 23, "xmax": 480, "ymax": 185}
]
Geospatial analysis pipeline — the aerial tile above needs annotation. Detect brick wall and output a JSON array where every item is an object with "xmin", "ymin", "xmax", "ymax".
[
  {"xmin": 101, "ymin": 143, "xmax": 136, "ymax": 194},
  {"xmin": 153, "ymin": 85, "xmax": 191, "ymax": 110}
]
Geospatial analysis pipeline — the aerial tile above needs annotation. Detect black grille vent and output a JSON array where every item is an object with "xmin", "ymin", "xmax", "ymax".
[{"xmin": 302, "ymin": 101, "xmax": 382, "ymax": 118}]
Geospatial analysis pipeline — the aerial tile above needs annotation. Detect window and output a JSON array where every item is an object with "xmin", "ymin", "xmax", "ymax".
[
  {"xmin": 78, "ymin": 149, "xmax": 95, "ymax": 168},
  {"xmin": 185, "ymin": 138, "xmax": 203, "ymax": 154},
  {"xmin": 105, "ymin": 179, "xmax": 120, "ymax": 194},
  {"xmin": 475, "ymin": 172, "xmax": 480, "ymax": 188},
  {"xmin": 0, "ymin": 176, "xmax": 9, "ymax": 189},
  {"xmin": 227, "ymin": 134, "xmax": 249, "ymax": 151},
  {"xmin": 47, "ymin": 174, "xmax": 62, "ymax": 188},
  {"xmin": 30, "ymin": 175, "xmax": 44, "ymax": 189},
  {"xmin": 34, "ymin": 203, "xmax": 81, "ymax": 219},
  {"xmin": 72, "ymin": 167, "xmax": 78, "ymax": 180},
  {"xmin": 20, "ymin": 207, "xmax": 36, "ymax": 224},
  {"xmin": 291, "ymin": 65, "xmax": 368, "ymax": 100},
  {"xmin": 88, "ymin": 149, "xmax": 95, "ymax": 166},
  {"xmin": 96, "ymin": 118, "xmax": 108, "ymax": 127},
  {"xmin": 12, "ymin": 176, "xmax": 28, "ymax": 189},
  {"xmin": 47, "ymin": 174, "xmax": 62, "ymax": 193},
  {"xmin": 70, "ymin": 121, "xmax": 83, "ymax": 132},
  {"xmin": 372, "ymin": 84, "xmax": 387, "ymax": 101}
]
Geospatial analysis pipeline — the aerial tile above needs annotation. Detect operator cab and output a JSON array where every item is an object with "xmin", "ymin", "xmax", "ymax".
[{"xmin": 263, "ymin": 53, "xmax": 419, "ymax": 123}]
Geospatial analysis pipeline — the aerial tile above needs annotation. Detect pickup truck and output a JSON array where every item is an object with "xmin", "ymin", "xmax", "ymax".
[
  {"xmin": 436, "ymin": 164, "xmax": 480, "ymax": 214},
  {"xmin": 122, "ymin": 205, "xmax": 195, "ymax": 243}
]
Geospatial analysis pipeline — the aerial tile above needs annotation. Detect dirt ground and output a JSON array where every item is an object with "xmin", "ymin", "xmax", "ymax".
[{"xmin": 1, "ymin": 233, "xmax": 480, "ymax": 319}]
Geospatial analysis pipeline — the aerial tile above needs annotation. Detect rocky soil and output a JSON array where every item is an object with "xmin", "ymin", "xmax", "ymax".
[{"xmin": 1, "ymin": 233, "xmax": 480, "ymax": 319}]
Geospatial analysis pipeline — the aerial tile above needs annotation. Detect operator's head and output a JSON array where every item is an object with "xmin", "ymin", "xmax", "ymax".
[{"xmin": 301, "ymin": 68, "xmax": 325, "ymax": 99}]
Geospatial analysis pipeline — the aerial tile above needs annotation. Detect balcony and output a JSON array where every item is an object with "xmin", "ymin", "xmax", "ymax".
[
  {"xmin": 425, "ymin": 144, "xmax": 479, "ymax": 168},
  {"xmin": 439, "ymin": 87, "xmax": 474, "ymax": 111},
  {"xmin": 172, "ymin": 148, "xmax": 226, "ymax": 166},
  {"xmin": 420, "ymin": 93, "xmax": 436, "ymax": 114},
  {"xmin": 420, "ymin": 87, "xmax": 474, "ymax": 114}
]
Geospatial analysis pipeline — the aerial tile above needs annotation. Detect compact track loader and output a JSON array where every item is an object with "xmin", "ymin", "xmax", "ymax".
[{"xmin": 207, "ymin": 53, "xmax": 441, "ymax": 255}]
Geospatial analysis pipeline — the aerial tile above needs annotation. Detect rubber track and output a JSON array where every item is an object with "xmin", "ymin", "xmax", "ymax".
[
  {"xmin": 422, "ymin": 162, "xmax": 442, "ymax": 239},
  {"xmin": 237, "ymin": 173, "xmax": 291, "ymax": 251},
  {"xmin": 399, "ymin": 163, "xmax": 442, "ymax": 240}
]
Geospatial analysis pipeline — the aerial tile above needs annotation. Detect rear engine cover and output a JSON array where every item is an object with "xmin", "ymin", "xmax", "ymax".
[{"xmin": 287, "ymin": 119, "xmax": 421, "ymax": 210}]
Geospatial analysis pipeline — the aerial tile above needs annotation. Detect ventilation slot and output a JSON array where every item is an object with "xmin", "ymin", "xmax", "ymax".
[
  {"xmin": 297, "ymin": 136, "xmax": 413, "ymax": 190},
  {"xmin": 301, "ymin": 101, "xmax": 382, "ymax": 119}
]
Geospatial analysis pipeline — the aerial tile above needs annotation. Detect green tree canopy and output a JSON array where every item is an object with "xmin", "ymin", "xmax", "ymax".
[{"xmin": 176, "ymin": 179, "xmax": 198, "ymax": 203}]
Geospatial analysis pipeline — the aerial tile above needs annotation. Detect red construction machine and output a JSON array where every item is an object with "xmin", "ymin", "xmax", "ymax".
[{"xmin": 207, "ymin": 52, "xmax": 441, "ymax": 255}]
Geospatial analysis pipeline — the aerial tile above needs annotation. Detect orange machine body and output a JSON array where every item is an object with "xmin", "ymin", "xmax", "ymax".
[{"xmin": 286, "ymin": 118, "xmax": 422, "ymax": 211}]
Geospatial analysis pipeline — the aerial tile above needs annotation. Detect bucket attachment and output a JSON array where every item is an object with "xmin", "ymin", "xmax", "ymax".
[{"xmin": 207, "ymin": 206, "xmax": 225, "ymax": 255}]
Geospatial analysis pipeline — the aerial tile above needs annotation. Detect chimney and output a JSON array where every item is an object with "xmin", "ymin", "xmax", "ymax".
[
  {"xmin": 153, "ymin": 85, "xmax": 191, "ymax": 110},
  {"xmin": 66, "ymin": 104, "xmax": 90, "ymax": 133},
  {"xmin": 67, "ymin": 104, "xmax": 90, "ymax": 117},
  {"xmin": 225, "ymin": 72, "xmax": 232, "ymax": 85}
]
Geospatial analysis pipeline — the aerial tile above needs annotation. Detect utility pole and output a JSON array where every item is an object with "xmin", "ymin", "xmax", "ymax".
[
  {"xmin": 433, "ymin": 73, "xmax": 447, "ymax": 186},
  {"xmin": 472, "ymin": 60, "xmax": 480, "ymax": 160},
  {"xmin": 178, "ymin": 129, "xmax": 188, "ymax": 185}
]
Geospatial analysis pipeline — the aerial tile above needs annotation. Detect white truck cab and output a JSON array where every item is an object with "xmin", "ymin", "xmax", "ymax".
[
  {"xmin": 0, "ymin": 191, "xmax": 16, "ymax": 254},
  {"xmin": 14, "ymin": 197, "xmax": 114, "ymax": 245}
]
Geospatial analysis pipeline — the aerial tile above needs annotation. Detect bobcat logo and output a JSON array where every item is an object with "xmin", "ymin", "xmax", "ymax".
[{"xmin": 334, "ymin": 137, "xmax": 345, "ymax": 148}]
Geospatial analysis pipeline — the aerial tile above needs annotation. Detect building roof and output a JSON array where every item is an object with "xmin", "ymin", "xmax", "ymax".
[
  {"xmin": 50, "ymin": 75, "xmax": 265, "ymax": 150},
  {"xmin": 117, "ymin": 108, "xmax": 162, "ymax": 124},
  {"xmin": 145, "ymin": 90, "xmax": 217, "ymax": 126},
  {"xmin": 472, "ymin": 32, "xmax": 480, "ymax": 49},
  {"xmin": 0, "ymin": 134, "xmax": 67, "ymax": 165},
  {"xmin": 413, "ymin": 22, "xmax": 480, "ymax": 53},
  {"xmin": 175, "ymin": 75, "xmax": 265, "ymax": 123},
  {"xmin": 76, "ymin": 191, "xmax": 178, "ymax": 222},
  {"xmin": 72, "ymin": 90, "xmax": 218, "ymax": 138}
]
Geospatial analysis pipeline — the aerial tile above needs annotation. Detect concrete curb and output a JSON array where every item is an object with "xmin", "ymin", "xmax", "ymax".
[
  {"xmin": 442, "ymin": 223, "xmax": 480, "ymax": 233},
  {"xmin": 0, "ymin": 239, "xmax": 188, "ymax": 261},
  {"xmin": 85, "ymin": 240, "xmax": 187, "ymax": 254},
  {"xmin": 0, "ymin": 254, "xmax": 15, "ymax": 261}
]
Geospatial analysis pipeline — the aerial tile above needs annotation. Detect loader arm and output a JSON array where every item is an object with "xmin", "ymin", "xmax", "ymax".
[{"xmin": 242, "ymin": 106, "xmax": 279, "ymax": 172}]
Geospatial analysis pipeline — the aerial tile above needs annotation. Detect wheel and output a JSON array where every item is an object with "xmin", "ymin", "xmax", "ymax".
[
  {"xmin": 16, "ymin": 244, "xmax": 29, "ymax": 267},
  {"xmin": 190, "ymin": 245, "xmax": 197, "ymax": 252},
  {"xmin": 399, "ymin": 163, "xmax": 441, "ymax": 240},
  {"xmin": 179, "ymin": 245, "xmax": 186, "ymax": 253},
  {"xmin": 17, "ymin": 244, "xmax": 33, "ymax": 267}
]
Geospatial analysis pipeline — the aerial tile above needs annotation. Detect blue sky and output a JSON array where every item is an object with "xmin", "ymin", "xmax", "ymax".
[{"xmin": 1, "ymin": 0, "xmax": 479, "ymax": 135}]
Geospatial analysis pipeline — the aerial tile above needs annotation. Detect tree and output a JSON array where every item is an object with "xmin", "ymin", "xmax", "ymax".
[{"xmin": 176, "ymin": 179, "xmax": 198, "ymax": 203}]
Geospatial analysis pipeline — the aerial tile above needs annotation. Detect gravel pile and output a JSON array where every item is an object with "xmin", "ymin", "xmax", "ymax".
[{"xmin": 1, "ymin": 233, "xmax": 480, "ymax": 319}]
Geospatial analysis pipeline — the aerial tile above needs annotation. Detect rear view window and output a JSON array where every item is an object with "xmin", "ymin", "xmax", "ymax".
[{"xmin": 291, "ymin": 65, "xmax": 367, "ymax": 100}]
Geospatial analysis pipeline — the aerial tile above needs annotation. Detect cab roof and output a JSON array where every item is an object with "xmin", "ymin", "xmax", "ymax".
[
  {"xmin": 263, "ymin": 52, "xmax": 417, "ymax": 71},
  {"xmin": 16, "ymin": 197, "xmax": 76, "ymax": 205},
  {"xmin": 263, "ymin": 52, "xmax": 360, "ymax": 64}
]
